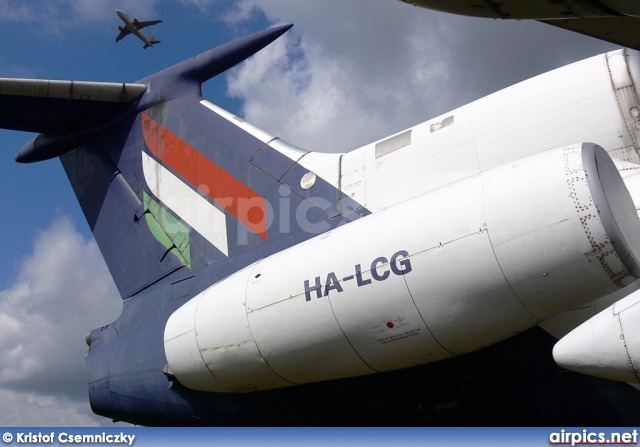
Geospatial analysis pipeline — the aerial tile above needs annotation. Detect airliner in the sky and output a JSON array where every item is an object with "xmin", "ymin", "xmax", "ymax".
[{"xmin": 115, "ymin": 9, "xmax": 161, "ymax": 49}]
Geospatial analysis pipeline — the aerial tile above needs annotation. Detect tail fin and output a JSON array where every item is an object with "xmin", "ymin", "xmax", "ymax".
[
  {"xmin": 10, "ymin": 25, "xmax": 307, "ymax": 298},
  {"xmin": 144, "ymin": 39, "xmax": 160, "ymax": 49}
]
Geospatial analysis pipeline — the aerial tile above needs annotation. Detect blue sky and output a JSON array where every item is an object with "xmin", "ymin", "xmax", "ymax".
[
  {"xmin": 0, "ymin": 0, "xmax": 620, "ymax": 426},
  {"xmin": 0, "ymin": 0, "xmax": 258, "ymax": 289}
]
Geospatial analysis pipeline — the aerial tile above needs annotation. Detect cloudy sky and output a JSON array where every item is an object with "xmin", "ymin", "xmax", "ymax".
[{"xmin": 0, "ymin": 0, "xmax": 619, "ymax": 426}]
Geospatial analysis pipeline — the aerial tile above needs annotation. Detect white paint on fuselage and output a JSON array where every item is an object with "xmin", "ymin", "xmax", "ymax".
[
  {"xmin": 165, "ymin": 49, "xmax": 640, "ymax": 390},
  {"xmin": 201, "ymin": 50, "xmax": 640, "ymax": 218}
]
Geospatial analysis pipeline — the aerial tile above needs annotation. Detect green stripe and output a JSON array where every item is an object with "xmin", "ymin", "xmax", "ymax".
[{"xmin": 143, "ymin": 192, "xmax": 191, "ymax": 269}]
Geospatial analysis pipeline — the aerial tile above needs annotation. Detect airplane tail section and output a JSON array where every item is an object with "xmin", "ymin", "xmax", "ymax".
[
  {"xmin": 144, "ymin": 38, "xmax": 160, "ymax": 49},
  {"xmin": 8, "ymin": 25, "xmax": 308, "ymax": 299}
]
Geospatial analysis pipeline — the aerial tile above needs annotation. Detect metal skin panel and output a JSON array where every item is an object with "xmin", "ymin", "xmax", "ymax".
[
  {"xmin": 0, "ymin": 80, "xmax": 145, "ymax": 134},
  {"xmin": 619, "ymin": 298, "xmax": 640, "ymax": 381},
  {"xmin": 483, "ymin": 144, "xmax": 587, "ymax": 247},
  {"xmin": 397, "ymin": 1, "xmax": 640, "ymax": 51},
  {"xmin": 378, "ymin": 172, "xmax": 534, "ymax": 353},
  {"xmin": 398, "ymin": 0, "xmax": 617, "ymax": 19},
  {"xmin": 361, "ymin": 107, "xmax": 479, "ymax": 213},
  {"xmin": 200, "ymin": 101, "xmax": 277, "ymax": 146},
  {"xmin": 606, "ymin": 51, "xmax": 640, "ymax": 169},
  {"xmin": 472, "ymin": 58, "xmax": 615, "ymax": 172},
  {"xmin": 246, "ymin": 253, "xmax": 378, "ymax": 384},
  {"xmin": 198, "ymin": 101, "xmax": 306, "ymax": 182},
  {"xmin": 164, "ymin": 144, "xmax": 640, "ymax": 392},
  {"xmin": 324, "ymin": 253, "xmax": 445, "ymax": 371},
  {"xmin": 385, "ymin": 172, "xmax": 487, "ymax": 252},
  {"xmin": 194, "ymin": 266, "xmax": 291, "ymax": 392},
  {"xmin": 246, "ymin": 226, "xmax": 446, "ymax": 375},
  {"xmin": 487, "ymin": 144, "xmax": 640, "ymax": 319},
  {"xmin": 0, "ymin": 78, "xmax": 146, "ymax": 102},
  {"xmin": 553, "ymin": 288, "xmax": 640, "ymax": 383},
  {"xmin": 61, "ymin": 142, "xmax": 186, "ymax": 298},
  {"xmin": 403, "ymin": 232, "xmax": 535, "ymax": 354},
  {"xmin": 163, "ymin": 296, "xmax": 222, "ymax": 391},
  {"xmin": 345, "ymin": 52, "xmax": 640, "ymax": 214},
  {"xmin": 295, "ymin": 151, "xmax": 342, "ymax": 193},
  {"xmin": 339, "ymin": 148, "xmax": 367, "ymax": 212}
]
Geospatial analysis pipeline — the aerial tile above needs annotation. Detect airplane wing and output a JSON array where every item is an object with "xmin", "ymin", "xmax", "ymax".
[
  {"xmin": 541, "ymin": 16, "xmax": 640, "ymax": 51},
  {"xmin": 115, "ymin": 29, "xmax": 130, "ymax": 42},
  {"xmin": 397, "ymin": 1, "xmax": 640, "ymax": 51},
  {"xmin": 136, "ymin": 20, "xmax": 162, "ymax": 29},
  {"xmin": 0, "ymin": 78, "xmax": 147, "ymax": 134}
]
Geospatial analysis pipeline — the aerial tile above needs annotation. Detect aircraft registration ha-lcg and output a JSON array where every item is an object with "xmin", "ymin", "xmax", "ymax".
[{"xmin": 303, "ymin": 249, "xmax": 413, "ymax": 301}]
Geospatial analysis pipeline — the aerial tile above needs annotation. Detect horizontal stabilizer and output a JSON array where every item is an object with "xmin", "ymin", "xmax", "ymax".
[
  {"xmin": 12, "ymin": 24, "xmax": 295, "ymax": 298},
  {"xmin": 0, "ymin": 79, "xmax": 147, "ymax": 134},
  {"xmin": 136, "ymin": 24, "xmax": 292, "ymax": 103}
]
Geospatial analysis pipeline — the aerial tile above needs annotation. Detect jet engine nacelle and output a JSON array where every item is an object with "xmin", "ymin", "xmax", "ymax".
[
  {"xmin": 553, "ymin": 287, "xmax": 640, "ymax": 383},
  {"xmin": 164, "ymin": 143, "xmax": 640, "ymax": 393}
]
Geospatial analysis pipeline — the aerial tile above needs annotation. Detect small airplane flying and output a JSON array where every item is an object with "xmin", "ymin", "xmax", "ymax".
[
  {"xmin": 115, "ymin": 9, "xmax": 162, "ymax": 49},
  {"xmin": 4, "ymin": 7, "xmax": 640, "ymax": 425}
]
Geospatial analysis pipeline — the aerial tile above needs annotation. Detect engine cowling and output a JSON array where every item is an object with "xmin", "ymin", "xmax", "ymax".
[
  {"xmin": 164, "ymin": 143, "xmax": 640, "ymax": 393},
  {"xmin": 553, "ymin": 287, "xmax": 640, "ymax": 383}
]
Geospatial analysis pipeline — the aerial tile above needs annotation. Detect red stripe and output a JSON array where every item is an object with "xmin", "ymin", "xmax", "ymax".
[{"xmin": 141, "ymin": 113, "xmax": 267, "ymax": 240}]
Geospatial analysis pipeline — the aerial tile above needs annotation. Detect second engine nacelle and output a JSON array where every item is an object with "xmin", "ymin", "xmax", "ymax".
[
  {"xmin": 554, "ymin": 286, "xmax": 640, "ymax": 383},
  {"xmin": 164, "ymin": 143, "xmax": 640, "ymax": 393}
]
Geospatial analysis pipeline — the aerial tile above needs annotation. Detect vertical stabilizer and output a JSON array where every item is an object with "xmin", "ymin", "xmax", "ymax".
[{"xmin": 56, "ymin": 25, "xmax": 295, "ymax": 298}]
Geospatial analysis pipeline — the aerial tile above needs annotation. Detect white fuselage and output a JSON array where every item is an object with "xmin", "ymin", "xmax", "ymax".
[{"xmin": 163, "ymin": 49, "xmax": 640, "ymax": 391}]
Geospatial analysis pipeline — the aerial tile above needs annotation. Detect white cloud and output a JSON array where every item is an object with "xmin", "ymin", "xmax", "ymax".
[
  {"xmin": 0, "ymin": 389, "xmax": 106, "ymax": 426},
  {"xmin": 0, "ymin": 2, "xmax": 35, "ymax": 22},
  {"xmin": 67, "ymin": 0, "xmax": 160, "ymax": 23},
  {"xmin": 0, "ymin": 216, "xmax": 121, "ymax": 425},
  {"xmin": 0, "ymin": 0, "xmax": 160, "ymax": 29},
  {"xmin": 223, "ymin": 0, "xmax": 618, "ymax": 152},
  {"xmin": 178, "ymin": 0, "xmax": 217, "ymax": 12}
]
